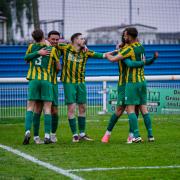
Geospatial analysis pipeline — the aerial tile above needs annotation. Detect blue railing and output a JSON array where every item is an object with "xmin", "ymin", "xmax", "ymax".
[{"xmin": 0, "ymin": 44, "xmax": 180, "ymax": 77}]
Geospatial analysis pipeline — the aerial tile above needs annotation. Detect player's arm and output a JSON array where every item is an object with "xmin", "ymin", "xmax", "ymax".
[
  {"xmin": 24, "ymin": 44, "xmax": 33, "ymax": 62},
  {"xmin": 144, "ymin": 52, "xmax": 158, "ymax": 65},
  {"xmin": 52, "ymin": 47, "xmax": 61, "ymax": 73},
  {"xmin": 56, "ymin": 43, "xmax": 67, "ymax": 51},
  {"xmin": 105, "ymin": 53, "xmax": 124, "ymax": 62},
  {"xmin": 86, "ymin": 50, "xmax": 104, "ymax": 58},
  {"xmin": 105, "ymin": 47, "xmax": 132, "ymax": 62},
  {"xmin": 24, "ymin": 48, "xmax": 50, "ymax": 62},
  {"xmin": 24, "ymin": 51, "xmax": 39, "ymax": 62},
  {"xmin": 87, "ymin": 49, "xmax": 115, "ymax": 59},
  {"xmin": 124, "ymin": 58, "xmax": 144, "ymax": 68}
]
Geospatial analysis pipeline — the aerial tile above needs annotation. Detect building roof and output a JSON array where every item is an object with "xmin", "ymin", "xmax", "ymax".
[
  {"xmin": 87, "ymin": 23, "xmax": 157, "ymax": 32},
  {"xmin": 156, "ymin": 32, "xmax": 180, "ymax": 39}
]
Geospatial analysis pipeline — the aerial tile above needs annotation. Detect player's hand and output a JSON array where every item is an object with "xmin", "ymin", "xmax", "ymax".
[
  {"xmin": 104, "ymin": 51, "xmax": 116, "ymax": 58},
  {"xmin": 105, "ymin": 53, "xmax": 114, "ymax": 61},
  {"xmin": 82, "ymin": 45, "xmax": 88, "ymax": 52},
  {"xmin": 104, "ymin": 52, "xmax": 112, "ymax": 58},
  {"xmin": 116, "ymin": 43, "xmax": 121, "ymax": 50},
  {"xmin": 38, "ymin": 48, "xmax": 50, "ymax": 56},
  {"xmin": 142, "ymin": 54, "xmax": 146, "ymax": 64},
  {"xmin": 45, "ymin": 40, "xmax": 52, "ymax": 46},
  {"xmin": 153, "ymin": 52, "xmax": 158, "ymax": 59}
]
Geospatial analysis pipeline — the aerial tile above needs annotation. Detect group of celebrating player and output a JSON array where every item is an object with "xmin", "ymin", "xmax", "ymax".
[{"xmin": 22, "ymin": 27, "xmax": 158, "ymax": 145}]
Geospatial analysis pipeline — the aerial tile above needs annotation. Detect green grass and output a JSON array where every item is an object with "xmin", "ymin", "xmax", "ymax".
[{"xmin": 0, "ymin": 114, "xmax": 180, "ymax": 179}]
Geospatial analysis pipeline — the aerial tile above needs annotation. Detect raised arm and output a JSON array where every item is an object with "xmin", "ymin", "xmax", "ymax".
[
  {"xmin": 105, "ymin": 47, "xmax": 132, "ymax": 62},
  {"xmin": 86, "ymin": 50, "xmax": 105, "ymax": 59},
  {"xmin": 124, "ymin": 58, "xmax": 144, "ymax": 68},
  {"xmin": 144, "ymin": 52, "xmax": 158, "ymax": 65},
  {"xmin": 105, "ymin": 53, "xmax": 125, "ymax": 62}
]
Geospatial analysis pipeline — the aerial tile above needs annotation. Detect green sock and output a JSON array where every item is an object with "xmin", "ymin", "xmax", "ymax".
[
  {"xmin": 129, "ymin": 119, "xmax": 134, "ymax": 134},
  {"xmin": 136, "ymin": 112, "xmax": 139, "ymax": 119},
  {"xmin": 143, "ymin": 113, "xmax": 153, "ymax": 137},
  {"xmin": 25, "ymin": 111, "xmax": 33, "ymax": 132},
  {"xmin": 129, "ymin": 111, "xmax": 139, "ymax": 133},
  {"xmin": 107, "ymin": 113, "xmax": 119, "ymax": 132},
  {"xmin": 44, "ymin": 114, "xmax": 52, "ymax": 134},
  {"xmin": 78, "ymin": 116, "xmax": 86, "ymax": 133},
  {"xmin": 52, "ymin": 114, "xmax": 59, "ymax": 133},
  {"xmin": 68, "ymin": 118, "xmax": 77, "ymax": 135},
  {"xmin": 33, "ymin": 113, "xmax": 41, "ymax": 136},
  {"xmin": 128, "ymin": 113, "xmax": 140, "ymax": 138}
]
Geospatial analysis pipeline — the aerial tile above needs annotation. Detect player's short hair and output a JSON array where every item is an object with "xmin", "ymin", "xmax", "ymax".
[
  {"xmin": 125, "ymin": 27, "xmax": 138, "ymax": 39},
  {"xmin": 48, "ymin": 30, "xmax": 60, "ymax": 38},
  {"xmin": 32, "ymin": 29, "xmax": 44, "ymax": 42},
  {"xmin": 71, "ymin": 33, "xmax": 82, "ymax": 43}
]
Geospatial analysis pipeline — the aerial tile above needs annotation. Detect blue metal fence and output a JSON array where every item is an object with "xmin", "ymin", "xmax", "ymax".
[{"xmin": 0, "ymin": 44, "xmax": 180, "ymax": 77}]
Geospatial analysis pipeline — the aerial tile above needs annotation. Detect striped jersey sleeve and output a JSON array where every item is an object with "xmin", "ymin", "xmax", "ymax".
[
  {"xmin": 86, "ymin": 50, "xmax": 104, "ymax": 58},
  {"xmin": 118, "ymin": 46, "xmax": 133, "ymax": 59},
  {"xmin": 26, "ymin": 44, "xmax": 33, "ymax": 55}
]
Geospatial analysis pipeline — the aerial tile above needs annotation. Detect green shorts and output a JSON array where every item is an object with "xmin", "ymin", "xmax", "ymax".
[
  {"xmin": 63, "ymin": 82, "xmax": 87, "ymax": 105},
  {"xmin": 28, "ymin": 80, "xmax": 53, "ymax": 102},
  {"xmin": 52, "ymin": 84, "xmax": 58, "ymax": 106},
  {"xmin": 125, "ymin": 81, "xmax": 147, "ymax": 105},
  {"xmin": 117, "ymin": 84, "xmax": 126, "ymax": 106}
]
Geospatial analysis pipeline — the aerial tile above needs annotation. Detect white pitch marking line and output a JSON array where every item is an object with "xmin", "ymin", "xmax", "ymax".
[
  {"xmin": 0, "ymin": 144, "xmax": 84, "ymax": 180},
  {"xmin": 67, "ymin": 165, "xmax": 180, "ymax": 172}
]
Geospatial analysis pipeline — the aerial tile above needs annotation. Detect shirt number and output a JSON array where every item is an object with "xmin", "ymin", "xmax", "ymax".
[{"xmin": 35, "ymin": 56, "xmax": 42, "ymax": 66}]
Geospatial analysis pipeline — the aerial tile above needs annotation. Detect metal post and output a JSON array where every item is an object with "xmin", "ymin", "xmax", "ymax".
[
  {"xmin": 62, "ymin": 0, "xmax": 65, "ymax": 37},
  {"xmin": 103, "ymin": 80, "xmax": 107, "ymax": 113},
  {"xmin": 129, "ymin": 0, "xmax": 132, "ymax": 24},
  {"xmin": 32, "ymin": 0, "xmax": 40, "ymax": 29}
]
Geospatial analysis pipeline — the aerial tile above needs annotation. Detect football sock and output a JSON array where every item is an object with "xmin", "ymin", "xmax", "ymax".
[
  {"xmin": 105, "ymin": 130, "xmax": 111, "ymax": 136},
  {"xmin": 107, "ymin": 113, "xmax": 119, "ymax": 132},
  {"xmin": 33, "ymin": 113, "xmax": 41, "ymax": 136},
  {"xmin": 51, "ymin": 114, "xmax": 58, "ymax": 133},
  {"xmin": 45, "ymin": 133, "xmax": 50, "ymax": 139},
  {"xmin": 128, "ymin": 119, "xmax": 134, "ymax": 134},
  {"xmin": 68, "ymin": 118, "xmax": 77, "ymax": 135},
  {"xmin": 78, "ymin": 116, "xmax": 86, "ymax": 134},
  {"xmin": 44, "ymin": 114, "xmax": 52, "ymax": 134},
  {"xmin": 128, "ymin": 113, "xmax": 140, "ymax": 138},
  {"xmin": 129, "ymin": 111, "xmax": 139, "ymax": 134},
  {"xmin": 143, "ymin": 113, "xmax": 153, "ymax": 137},
  {"xmin": 25, "ymin": 111, "xmax": 33, "ymax": 132}
]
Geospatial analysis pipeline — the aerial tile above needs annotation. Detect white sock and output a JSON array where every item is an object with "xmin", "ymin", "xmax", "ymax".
[
  {"xmin": 45, "ymin": 133, "xmax": 50, "ymax": 139},
  {"xmin": 34, "ymin": 136, "xmax": 39, "ymax": 140},
  {"xmin": 51, "ymin": 133, "xmax": 56, "ymax": 136},
  {"xmin": 79, "ymin": 132, "xmax": 85, "ymax": 137},
  {"xmin": 105, "ymin": 131, "xmax": 111, "ymax": 136},
  {"xmin": 25, "ymin": 130, "xmax": 30, "ymax": 135},
  {"xmin": 129, "ymin": 133, "xmax": 134, "ymax": 137},
  {"xmin": 73, "ymin": 134, "xmax": 78, "ymax": 137}
]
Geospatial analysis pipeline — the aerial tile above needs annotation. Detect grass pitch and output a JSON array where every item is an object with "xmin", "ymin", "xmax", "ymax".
[{"xmin": 0, "ymin": 114, "xmax": 180, "ymax": 180}]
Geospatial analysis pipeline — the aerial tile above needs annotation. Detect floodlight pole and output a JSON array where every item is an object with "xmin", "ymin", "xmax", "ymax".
[
  {"xmin": 32, "ymin": 0, "xmax": 40, "ymax": 29},
  {"xmin": 129, "ymin": 0, "xmax": 132, "ymax": 24},
  {"xmin": 62, "ymin": 0, "xmax": 65, "ymax": 38}
]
